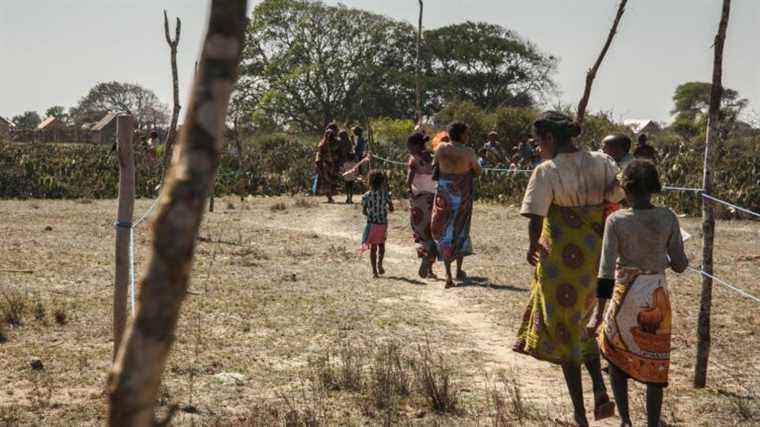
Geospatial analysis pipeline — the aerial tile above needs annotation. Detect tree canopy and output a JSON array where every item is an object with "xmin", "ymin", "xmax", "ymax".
[
  {"xmin": 238, "ymin": 0, "xmax": 417, "ymax": 132},
  {"xmin": 45, "ymin": 106, "xmax": 69, "ymax": 125},
  {"xmin": 70, "ymin": 81, "xmax": 168, "ymax": 129},
  {"xmin": 12, "ymin": 111, "xmax": 42, "ymax": 130},
  {"xmin": 236, "ymin": 0, "xmax": 556, "ymax": 132},
  {"xmin": 671, "ymin": 81, "xmax": 748, "ymax": 138},
  {"xmin": 423, "ymin": 22, "xmax": 557, "ymax": 110}
]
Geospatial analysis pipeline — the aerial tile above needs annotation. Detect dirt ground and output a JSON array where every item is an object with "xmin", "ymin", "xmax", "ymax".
[{"xmin": 0, "ymin": 195, "xmax": 758, "ymax": 426}]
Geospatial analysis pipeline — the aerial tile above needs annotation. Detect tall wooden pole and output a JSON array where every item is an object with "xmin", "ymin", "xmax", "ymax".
[
  {"xmin": 695, "ymin": 0, "xmax": 731, "ymax": 389},
  {"xmin": 575, "ymin": 0, "xmax": 627, "ymax": 126},
  {"xmin": 107, "ymin": 1, "xmax": 248, "ymax": 425},
  {"xmin": 113, "ymin": 114, "xmax": 135, "ymax": 359},
  {"xmin": 415, "ymin": 0, "xmax": 423, "ymax": 125}
]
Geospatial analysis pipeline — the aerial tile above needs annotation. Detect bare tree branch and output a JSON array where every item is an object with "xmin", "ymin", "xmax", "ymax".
[
  {"xmin": 161, "ymin": 10, "xmax": 183, "ymax": 172},
  {"xmin": 576, "ymin": 0, "xmax": 627, "ymax": 126},
  {"xmin": 107, "ymin": 1, "xmax": 248, "ymax": 425}
]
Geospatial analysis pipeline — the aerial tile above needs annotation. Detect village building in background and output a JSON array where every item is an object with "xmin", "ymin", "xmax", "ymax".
[
  {"xmin": 88, "ymin": 112, "xmax": 119, "ymax": 145},
  {"xmin": 0, "ymin": 116, "xmax": 14, "ymax": 140},
  {"xmin": 624, "ymin": 118, "xmax": 663, "ymax": 135},
  {"xmin": 36, "ymin": 117, "xmax": 67, "ymax": 142}
]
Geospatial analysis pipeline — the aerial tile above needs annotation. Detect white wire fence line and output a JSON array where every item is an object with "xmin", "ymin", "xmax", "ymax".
[
  {"xmin": 688, "ymin": 266, "xmax": 760, "ymax": 304},
  {"xmin": 113, "ymin": 193, "xmax": 163, "ymax": 317},
  {"xmin": 371, "ymin": 153, "xmax": 533, "ymax": 174},
  {"xmin": 373, "ymin": 152, "xmax": 760, "ymax": 303},
  {"xmin": 373, "ymin": 154, "xmax": 760, "ymax": 217}
]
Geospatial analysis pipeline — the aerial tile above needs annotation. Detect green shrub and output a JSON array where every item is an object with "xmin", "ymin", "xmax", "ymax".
[{"xmin": 1, "ymin": 116, "xmax": 758, "ymax": 218}]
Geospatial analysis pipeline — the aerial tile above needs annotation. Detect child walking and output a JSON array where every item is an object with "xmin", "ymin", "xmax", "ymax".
[
  {"xmin": 360, "ymin": 170, "xmax": 394, "ymax": 278},
  {"xmin": 587, "ymin": 159, "xmax": 688, "ymax": 427}
]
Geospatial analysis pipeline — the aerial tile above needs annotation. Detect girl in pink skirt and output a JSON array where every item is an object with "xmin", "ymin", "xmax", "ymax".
[{"xmin": 360, "ymin": 170, "xmax": 394, "ymax": 278}]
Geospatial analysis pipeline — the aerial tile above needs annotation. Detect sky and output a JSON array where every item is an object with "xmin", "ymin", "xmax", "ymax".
[{"xmin": 1, "ymin": 1, "xmax": 758, "ymax": 123}]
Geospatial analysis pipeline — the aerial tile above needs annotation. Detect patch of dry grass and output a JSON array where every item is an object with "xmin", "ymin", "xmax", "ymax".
[{"xmin": 0, "ymin": 196, "xmax": 757, "ymax": 425}]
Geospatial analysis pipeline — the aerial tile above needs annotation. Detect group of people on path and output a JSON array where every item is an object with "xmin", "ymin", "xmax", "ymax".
[
  {"xmin": 314, "ymin": 123, "xmax": 367, "ymax": 204},
  {"xmin": 322, "ymin": 110, "xmax": 686, "ymax": 426}
]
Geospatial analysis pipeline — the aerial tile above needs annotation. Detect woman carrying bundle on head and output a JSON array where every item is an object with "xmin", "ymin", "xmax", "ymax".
[
  {"xmin": 431, "ymin": 121, "xmax": 481, "ymax": 289},
  {"xmin": 587, "ymin": 159, "xmax": 688, "ymax": 427},
  {"xmin": 406, "ymin": 132, "xmax": 438, "ymax": 279},
  {"xmin": 315, "ymin": 123, "xmax": 339, "ymax": 203},
  {"xmin": 514, "ymin": 111, "xmax": 624, "ymax": 427}
]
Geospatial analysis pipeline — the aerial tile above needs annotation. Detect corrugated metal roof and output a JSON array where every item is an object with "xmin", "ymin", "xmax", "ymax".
[
  {"xmin": 623, "ymin": 119, "xmax": 661, "ymax": 134},
  {"xmin": 91, "ymin": 112, "xmax": 118, "ymax": 131},
  {"xmin": 37, "ymin": 116, "xmax": 60, "ymax": 130}
]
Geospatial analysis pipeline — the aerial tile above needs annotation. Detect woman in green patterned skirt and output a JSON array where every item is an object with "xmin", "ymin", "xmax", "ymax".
[{"xmin": 514, "ymin": 111, "xmax": 625, "ymax": 427}]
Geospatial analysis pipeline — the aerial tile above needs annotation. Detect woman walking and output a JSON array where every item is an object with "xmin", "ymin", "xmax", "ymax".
[
  {"xmin": 587, "ymin": 160, "xmax": 688, "ymax": 427},
  {"xmin": 315, "ymin": 127, "xmax": 339, "ymax": 203},
  {"xmin": 431, "ymin": 121, "xmax": 481, "ymax": 288},
  {"xmin": 514, "ymin": 111, "xmax": 624, "ymax": 427},
  {"xmin": 337, "ymin": 129, "xmax": 357, "ymax": 204},
  {"xmin": 406, "ymin": 132, "xmax": 438, "ymax": 278}
]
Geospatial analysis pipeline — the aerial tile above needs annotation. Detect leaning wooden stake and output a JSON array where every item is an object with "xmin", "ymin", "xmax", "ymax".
[
  {"xmin": 160, "ymin": 10, "xmax": 182, "ymax": 172},
  {"xmin": 415, "ymin": 0, "xmax": 424, "ymax": 125},
  {"xmin": 113, "ymin": 114, "xmax": 135, "ymax": 360},
  {"xmin": 695, "ymin": 0, "xmax": 731, "ymax": 389},
  {"xmin": 576, "ymin": 0, "xmax": 628, "ymax": 125},
  {"xmin": 107, "ymin": 1, "xmax": 248, "ymax": 425}
]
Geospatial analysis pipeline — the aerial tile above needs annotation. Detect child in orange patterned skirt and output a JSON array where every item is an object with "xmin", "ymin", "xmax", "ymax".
[
  {"xmin": 360, "ymin": 170, "xmax": 394, "ymax": 278},
  {"xmin": 587, "ymin": 159, "xmax": 688, "ymax": 427}
]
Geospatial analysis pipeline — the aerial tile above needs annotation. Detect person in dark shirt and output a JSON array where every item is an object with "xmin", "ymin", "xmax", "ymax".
[{"xmin": 633, "ymin": 134, "xmax": 657, "ymax": 162}]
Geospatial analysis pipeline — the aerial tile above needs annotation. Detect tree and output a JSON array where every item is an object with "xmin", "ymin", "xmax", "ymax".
[
  {"xmin": 71, "ymin": 81, "xmax": 169, "ymax": 130},
  {"xmin": 12, "ymin": 111, "xmax": 42, "ymax": 129},
  {"xmin": 671, "ymin": 81, "xmax": 747, "ymax": 138},
  {"xmin": 423, "ymin": 21, "xmax": 557, "ymax": 110},
  {"xmin": 238, "ymin": 0, "xmax": 417, "ymax": 132},
  {"xmin": 45, "ymin": 106, "xmax": 69, "ymax": 124}
]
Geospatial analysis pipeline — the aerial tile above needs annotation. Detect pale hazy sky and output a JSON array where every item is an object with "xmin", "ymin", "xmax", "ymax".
[{"xmin": 1, "ymin": 1, "xmax": 758, "ymax": 122}]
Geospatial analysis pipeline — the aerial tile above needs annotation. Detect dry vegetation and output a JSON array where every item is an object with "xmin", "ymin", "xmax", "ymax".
[{"xmin": 0, "ymin": 195, "xmax": 758, "ymax": 425}]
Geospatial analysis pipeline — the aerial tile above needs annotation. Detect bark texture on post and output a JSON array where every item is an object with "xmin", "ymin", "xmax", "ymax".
[
  {"xmin": 575, "ymin": 0, "xmax": 627, "ymax": 125},
  {"xmin": 113, "ymin": 114, "xmax": 135, "ymax": 359},
  {"xmin": 161, "ymin": 10, "xmax": 182, "ymax": 171},
  {"xmin": 107, "ymin": 1, "xmax": 248, "ymax": 425},
  {"xmin": 415, "ymin": 0, "xmax": 423, "ymax": 125},
  {"xmin": 695, "ymin": 0, "xmax": 731, "ymax": 389}
]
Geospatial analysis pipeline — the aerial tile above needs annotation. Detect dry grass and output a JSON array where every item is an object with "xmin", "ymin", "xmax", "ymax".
[{"xmin": 0, "ymin": 195, "xmax": 757, "ymax": 425}]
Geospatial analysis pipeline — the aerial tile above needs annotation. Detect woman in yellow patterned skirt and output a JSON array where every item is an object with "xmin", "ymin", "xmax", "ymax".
[
  {"xmin": 587, "ymin": 160, "xmax": 688, "ymax": 427},
  {"xmin": 514, "ymin": 111, "xmax": 625, "ymax": 427}
]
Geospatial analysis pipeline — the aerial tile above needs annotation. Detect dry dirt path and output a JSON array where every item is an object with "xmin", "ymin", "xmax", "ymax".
[{"xmin": 254, "ymin": 202, "xmax": 618, "ymax": 426}]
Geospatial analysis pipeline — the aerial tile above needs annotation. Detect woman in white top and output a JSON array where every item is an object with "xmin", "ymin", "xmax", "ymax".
[{"xmin": 514, "ymin": 111, "xmax": 624, "ymax": 427}]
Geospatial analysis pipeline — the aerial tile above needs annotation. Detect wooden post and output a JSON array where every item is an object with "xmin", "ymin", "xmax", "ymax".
[
  {"xmin": 113, "ymin": 114, "xmax": 135, "ymax": 359},
  {"xmin": 107, "ymin": 1, "xmax": 248, "ymax": 424},
  {"xmin": 160, "ymin": 10, "xmax": 182, "ymax": 172},
  {"xmin": 415, "ymin": 0, "xmax": 424, "ymax": 125},
  {"xmin": 695, "ymin": 0, "xmax": 731, "ymax": 389},
  {"xmin": 575, "ymin": 0, "xmax": 627, "ymax": 126}
]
